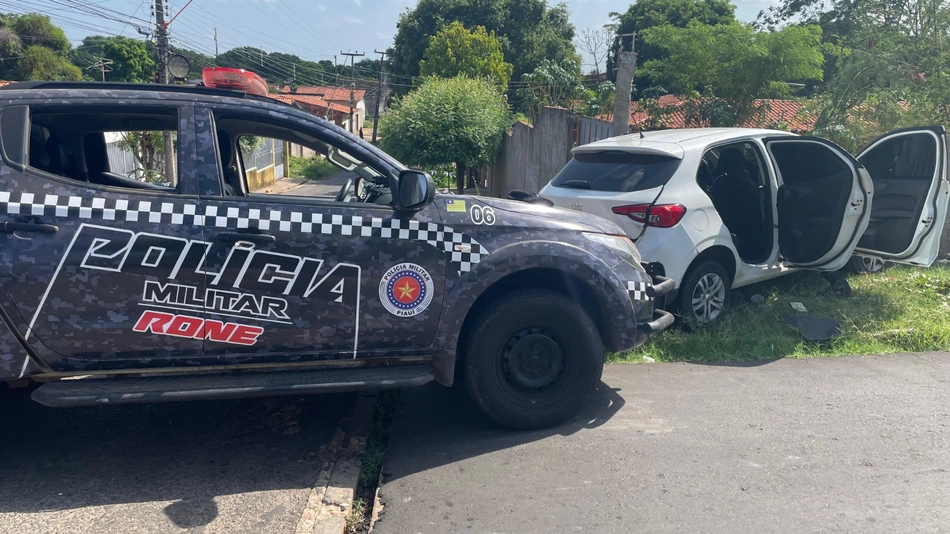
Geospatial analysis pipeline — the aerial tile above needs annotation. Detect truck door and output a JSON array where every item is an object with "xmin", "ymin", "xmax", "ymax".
[{"xmin": 0, "ymin": 102, "xmax": 206, "ymax": 373}]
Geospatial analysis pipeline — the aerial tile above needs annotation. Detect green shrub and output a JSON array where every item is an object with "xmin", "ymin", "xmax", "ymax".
[{"xmin": 289, "ymin": 155, "xmax": 337, "ymax": 180}]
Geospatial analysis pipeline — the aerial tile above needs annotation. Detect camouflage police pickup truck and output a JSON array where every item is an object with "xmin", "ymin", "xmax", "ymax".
[{"xmin": 0, "ymin": 77, "xmax": 672, "ymax": 429}]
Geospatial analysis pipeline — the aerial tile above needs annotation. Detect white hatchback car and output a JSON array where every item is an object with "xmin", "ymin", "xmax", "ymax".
[{"xmin": 540, "ymin": 127, "xmax": 949, "ymax": 325}]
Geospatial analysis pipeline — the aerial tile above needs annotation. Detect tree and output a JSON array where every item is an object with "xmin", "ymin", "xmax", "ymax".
[
  {"xmin": 518, "ymin": 57, "xmax": 584, "ymax": 119},
  {"xmin": 605, "ymin": 0, "xmax": 736, "ymax": 90},
  {"xmin": 389, "ymin": 0, "xmax": 578, "ymax": 91},
  {"xmin": 14, "ymin": 44, "xmax": 81, "ymax": 81},
  {"xmin": 6, "ymin": 13, "xmax": 69, "ymax": 52},
  {"xmin": 419, "ymin": 21, "xmax": 513, "ymax": 92},
  {"xmin": 640, "ymin": 22, "xmax": 824, "ymax": 126},
  {"xmin": 380, "ymin": 77, "xmax": 509, "ymax": 193},
  {"xmin": 577, "ymin": 28, "xmax": 611, "ymax": 76},
  {"xmin": 216, "ymin": 47, "xmax": 325, "ymax": 85},
  {"xmin": 72, "ymin": 36, "xmax": 154, "ymax": 82}
]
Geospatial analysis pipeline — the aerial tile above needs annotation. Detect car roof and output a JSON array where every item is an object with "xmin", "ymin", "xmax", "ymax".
[
  {"xmin": 0, "ymin": 81, "xmax": 289, "ymax": 108},
  {"xmin": 573, "ymin": 127, "xmax": 797, "ymax": 159}
]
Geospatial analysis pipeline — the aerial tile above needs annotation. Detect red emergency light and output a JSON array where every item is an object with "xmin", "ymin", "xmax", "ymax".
[{"xmin": 201, "ymin": 67, "xmax": 269, "ymax": 96}]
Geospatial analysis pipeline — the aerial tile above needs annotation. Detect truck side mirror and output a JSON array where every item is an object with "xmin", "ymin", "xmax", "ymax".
[{"xmin": 395, "ymin": 170, "xmax": 435, "ymax": 211}]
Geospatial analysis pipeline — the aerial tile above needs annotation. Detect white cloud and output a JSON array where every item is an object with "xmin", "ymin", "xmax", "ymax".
[
  {"xmin": 342, "ymin": 15, "xmax": 364, "ymax": 24},
  {"xmin": 316, "ymin": 4, "xmax": 327, "ymax": 11},
  {"xmin": 354, "ymin": 0, "xmax": 363, "ymax": 6}
]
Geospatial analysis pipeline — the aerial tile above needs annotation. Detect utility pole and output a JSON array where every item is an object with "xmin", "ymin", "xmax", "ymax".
[
  {"xmin": 260, "ymin": 46, "xmax": 264, "ymax": 67},
  {"xmin": 341, "ymin": 50, "xmax": 364, "ymax": 134},
  {"xmin": 155, "ymin": 0, "xmax": 177, "ymax": 187},
  {"xmin": 86, "ymin": 57, "xmax": 114, "ymax": 82},
  {"xmin": 372, "ymin": 49, "xmax": 386, "ymax": 143},
  {"xmin": 612, "ymin": 32, "xmax": 637, "ymax": 137},
  {"xmin": 214, "ymin": 28, "xmax": 218, "ymax": 60}
]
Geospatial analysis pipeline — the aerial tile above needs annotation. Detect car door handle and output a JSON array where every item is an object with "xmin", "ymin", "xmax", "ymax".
[
  {"xmin": 214, "ymin": 232, "xmax": 276, "ymax": 244},
  {"xmin": 2, "ymin": 221, "xmax": 59, "ymax": 234}
]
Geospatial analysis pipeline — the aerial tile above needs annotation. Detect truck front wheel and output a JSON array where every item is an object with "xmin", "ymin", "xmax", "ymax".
[{"xmin": 462, "ymin": 289, "xmax": 604, "ymax": 430}]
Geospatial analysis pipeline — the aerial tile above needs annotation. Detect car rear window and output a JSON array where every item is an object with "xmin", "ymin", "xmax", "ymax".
[{"xmin": 550, "ymin": 151, "xmax": 681, "ymax": 192}]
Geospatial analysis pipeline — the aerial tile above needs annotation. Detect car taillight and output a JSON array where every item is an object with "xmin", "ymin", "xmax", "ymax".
[{"xmin": 612, "ymin": 204, "xmax": 687, "ymax": 228}]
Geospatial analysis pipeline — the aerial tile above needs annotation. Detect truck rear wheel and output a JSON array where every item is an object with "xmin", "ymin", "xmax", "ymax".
[{"xmin": 462, "ymin": 289, "xmax": 604, "ymax": 430}]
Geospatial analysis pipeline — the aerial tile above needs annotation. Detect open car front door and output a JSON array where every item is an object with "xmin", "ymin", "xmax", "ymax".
[
  {"xmin": 763, "ymin": 137, "xmax": 873, "ymax": 271},
  {"xmin": 852, "ymin": 126, "xmax": 949, "ymax": 266}
]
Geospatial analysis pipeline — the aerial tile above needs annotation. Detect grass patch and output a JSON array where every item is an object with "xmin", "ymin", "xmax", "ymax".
[
  {"xmin": 346, "ymin": 390, "xmax": 400, "ymax": 533},
  {"xmin": 611, "ymin": 264, "xmax": 950, "ymax": 363},
  {"xmin": 288, "ymin": 155, "xmax": 338, "ymax": 180}
]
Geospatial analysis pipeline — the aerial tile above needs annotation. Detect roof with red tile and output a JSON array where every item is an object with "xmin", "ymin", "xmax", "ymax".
[
  {"xmin": 279, "ymin": 85, "xmax": 366, "ymax": 103},
  {"xmin": 272, "ymin": 94, "xmax": 352, "ymax": 115},
  {"xmin": 604, "ymin": 95, "xmax": 817, "ymax": 133}
]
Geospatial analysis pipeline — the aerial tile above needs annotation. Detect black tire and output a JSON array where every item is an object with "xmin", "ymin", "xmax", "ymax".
[
  {"xmin": 675, "ymin": 260, "xmax": 731, "ymax": 327},
  {"xmin": 462, "ymin": 289, "xmax": 604, "ymax": 430},
  {"xmin": 843, "ymin": 255, "xmax": 887, "ymax": 274}
]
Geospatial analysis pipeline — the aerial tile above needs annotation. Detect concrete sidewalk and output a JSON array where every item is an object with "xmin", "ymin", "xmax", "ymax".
[{"xmin": 375, "ymin": 353, "xmax": 950, "ymax": 533}]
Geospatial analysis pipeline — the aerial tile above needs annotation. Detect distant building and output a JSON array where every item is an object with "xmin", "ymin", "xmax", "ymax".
[
  {"xmin": 602, "ymin": 94, "xmax": 817, "ymax": 134},
  {"xmin": 279, "ymin": 85, "xmax": 367, "ymax": 133}
]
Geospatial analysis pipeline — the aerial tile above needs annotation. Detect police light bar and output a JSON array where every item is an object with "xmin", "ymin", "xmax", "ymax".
[{"xmin": 201, "ymin": 67, "xmax": 269, "ymax": 96}]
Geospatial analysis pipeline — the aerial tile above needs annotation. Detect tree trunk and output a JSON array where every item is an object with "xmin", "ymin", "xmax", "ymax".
[{"xmin": 455, "ymin": 162, "xmax": 465, "ymax": 194}]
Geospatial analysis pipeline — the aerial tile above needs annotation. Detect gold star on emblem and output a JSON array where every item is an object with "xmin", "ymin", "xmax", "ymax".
[{"xmin": 397, "ymin": 280, "xmax": 417, "ymax": 300}]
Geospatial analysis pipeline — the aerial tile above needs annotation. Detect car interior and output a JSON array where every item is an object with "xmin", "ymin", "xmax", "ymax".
[
  {"xmin": 27, "ymin": 108, "xmax": 178, "ymax": 192},
  {"xmin": 768, "ymin": 141, "xmax": 853, "ymax": 264},
  {"xmin": 212, "ymin": 116, "xmax": 390, "ymax": 203},
  {"xmin": 856, "ymin": 132, "xmax": 937, "ymax": 255},
  {"xmin": 697, "ymin": 142, "xmax": 773, "ymax": 264}
]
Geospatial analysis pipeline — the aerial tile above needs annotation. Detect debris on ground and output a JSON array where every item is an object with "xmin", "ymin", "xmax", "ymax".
[
  {"xmin": 642, "ymin": 356, "xmax": 656, "ymax": 363},
  {"xmin": 784, "ymin": 314, "xmax": 841, "ymax": 341},
  {"xmin": 751, "ymin": 294, "xmax": 765, "ymax": 304},
  {"xmin": 790, "ymin": 302, "xmax": 808, "ymax": 313}
]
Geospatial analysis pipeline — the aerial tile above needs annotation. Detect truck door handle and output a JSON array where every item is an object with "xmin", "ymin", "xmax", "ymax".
[
  {"xmin": 2, "ymin": 221, "xmax": 59, "ymax": 234},
  {"xmin": 215, "ymin": 232, "xmax": 276, "ymax": 244}
]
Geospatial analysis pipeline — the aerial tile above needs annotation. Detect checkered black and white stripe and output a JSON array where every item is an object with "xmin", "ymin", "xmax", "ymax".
[
  {"xmin": 627, "ymin": 281, "xmax": 652, "ymax": 301},
  {"xmin": 1, "ymin": 193, "xmax": 489, "ymax": 273}
]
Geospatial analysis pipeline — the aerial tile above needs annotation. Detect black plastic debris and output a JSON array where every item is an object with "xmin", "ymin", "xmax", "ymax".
[{"xmin": 784, "ymin": 314, "xmax": 842, "ymax": 341}]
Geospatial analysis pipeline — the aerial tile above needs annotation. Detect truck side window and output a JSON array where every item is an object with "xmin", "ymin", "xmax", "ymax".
[{"xmin": 25, "ymin": 107, "xmax": 182, "ymax": 193}]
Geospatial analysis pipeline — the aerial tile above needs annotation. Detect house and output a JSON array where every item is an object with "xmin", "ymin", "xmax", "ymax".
[
  {"xmin": 604, "ymin": 95, "xmax": 817, "ymax": 134},
  {"xmin": 279, "ymin": 85, "xmax": 367, "ymax": 133}
]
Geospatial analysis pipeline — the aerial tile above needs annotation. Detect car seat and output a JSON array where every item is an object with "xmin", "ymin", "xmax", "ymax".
[
  {"xmin": 710, "ymin": 148, "xmax": 768, "ymax": 261},
  {"xmin": 216, "ymin": 131, "xmax": 242, "ymax": 196}
]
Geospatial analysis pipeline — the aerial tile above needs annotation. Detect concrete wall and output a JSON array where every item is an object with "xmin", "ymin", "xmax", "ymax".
[
  {"xmin": 246, "ymin": 164, "xmax": 276, "ymax": 192},
  {"xmin": 486, "ymin": 107, "xmax": 574, "ymax": 197}
]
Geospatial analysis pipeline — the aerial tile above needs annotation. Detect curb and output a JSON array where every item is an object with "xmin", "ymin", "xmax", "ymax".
[{"xmin": 295, "ymin": 394, "xmax": 378, "ymax": 534}]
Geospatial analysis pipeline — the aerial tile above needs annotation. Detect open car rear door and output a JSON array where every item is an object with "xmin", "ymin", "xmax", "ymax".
[
  {"xmin": 763, "ymin": 137, "xmax": 873, "ymax": 271},
  {"xmin": 852, "ymin": 126, "xmax": 949, "ymax": 266}
]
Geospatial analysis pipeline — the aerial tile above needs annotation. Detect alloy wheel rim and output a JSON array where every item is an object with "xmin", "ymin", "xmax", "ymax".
[
  {"xmin": 862, "ymin": 256, "xmax": 885, "ymax": 273},
  {"xmin": 690, "ymin": 273, "xmax": 726, "ymax": 324}
]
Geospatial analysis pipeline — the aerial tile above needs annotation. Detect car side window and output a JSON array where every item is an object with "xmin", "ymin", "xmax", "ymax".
[
  {"xmin": 25, "ymin": 106, "xmax": 182, "ymax": 193},
  {"xmin": 212, "ymin": 113, "xmax": 390, "ymax": 204},
  {"xmin": 697, "ymin": 141, "xmax": 767, "ymax": 192}
]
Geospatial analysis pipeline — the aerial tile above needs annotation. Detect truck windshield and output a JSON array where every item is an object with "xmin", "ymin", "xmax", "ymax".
[{"xmin": 550, "ymin": 151, "xmax": 681, "ymax": 192}]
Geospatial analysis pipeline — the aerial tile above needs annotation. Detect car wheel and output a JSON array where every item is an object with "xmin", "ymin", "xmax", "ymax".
[
  {"xmin": 676, "ymin": 261, "xmax": 730, "ymax": 327},
  {"xmin": 462, "ymin": 289, "xmax": 604, "ymax": 430},
  {"xmin": 845, "ymin": 255, "xmax": 886, "ymax": 274}
]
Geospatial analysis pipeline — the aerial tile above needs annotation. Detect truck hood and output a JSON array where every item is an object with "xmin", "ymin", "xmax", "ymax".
[{"xmin": 473, "ymin": 196, "xmax": 626, "ymax": 235}]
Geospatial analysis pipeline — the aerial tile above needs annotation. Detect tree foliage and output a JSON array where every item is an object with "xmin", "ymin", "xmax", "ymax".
[
  {"xmin": 390, "ymin": 0, "xmax": 578, "ymax": 90},
  {"xmin": 14, "ymin": 44, "xmax": 81, "ymax": 81},
  {"xmin": 0, "ymin": 13, "xmax": 79, "ymax": 81},
  {"xmin": 518, "ymin": 57, "xmax": 584, "ymax": 118},
  {"xmin": 216, "ymin": 46, "xmax": 324, "ymax": 85},
  {"xmin": 606, "ymin": 0, "xmax": 736, "ymax": 90},
  {"xmin": 72, "ymin": 36, "xmax": 154, "ymax": 82},
  {"xmin": 379, "ymin": 77, "xmax": 509, "ymax": 193},
  {"xmin": 641, "ymin": 22, "xmax": 824, "ymax": 125},
  {"xmin": 420, "ymin": 21, "xmax": 513, "ymax": 92}
]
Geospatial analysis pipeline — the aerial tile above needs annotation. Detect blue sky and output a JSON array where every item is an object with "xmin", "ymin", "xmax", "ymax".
[{"xmin": 34, "ymin": 0, "xmax": 776, "ymax": 71}]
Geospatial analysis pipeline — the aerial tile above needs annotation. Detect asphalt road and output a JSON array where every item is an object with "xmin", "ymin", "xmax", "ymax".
[
  {"xmin": 375, "ymin": 352, "xmax": 950, "ymax": 534},
  {"xmin": 0, "ymin": 390, "xmax": 353, "ymax": 534}
]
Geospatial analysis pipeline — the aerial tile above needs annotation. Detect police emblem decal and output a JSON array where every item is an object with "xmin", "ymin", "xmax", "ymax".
[{"xmin": 379, "ymin": 263, "xmax": 434, "ymax": 317}]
